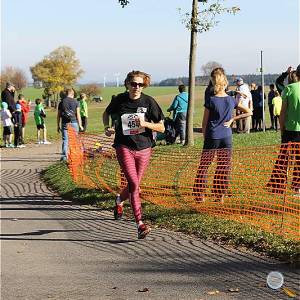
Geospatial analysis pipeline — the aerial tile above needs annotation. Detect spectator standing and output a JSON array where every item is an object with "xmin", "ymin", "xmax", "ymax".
[
  {"xmin": 57, "ymin": 88, "xmax": 83, "ymax": 161},
  {"xmin": 17, "ymin": 94, "xmax": 31, "ymax": 144},
  {"xmin": 250, "ymin": 82, "xmax": 259, "ymax": 130},
  {"xmin": 193, "ymin": 68, "xmax": 252, "ymax": 203},
  {"xmin": 272, "ymin": 90, "xmax": 282, "ymax": 131},
  {"xmin": 78, "ymin": 93, "xmax": 88, "ymax": 132},
  {"xmin": 12, "ymin": 103, "xmax": 24, "ymax": 148},
  {"xmin": 268, "ymin": 84, "xmax": 276, "ymax": 129},
  {"xmin": 252, "ymin": 86, "xmax": 264, "ymax": 131},
  {"xmin": 1, "ymin": 102, "xmax": 13, "ymax": 147},
  {"xmin": 276, "ymin": 66, "xmax": 292, "ymax": 95},
  {"xmin": 103, "ymin": 70, "xmax": 165, "ymax": 239},
  {"xmin": 267, "ymin": 67, "xmax": 300, "ymax": 196},
  {"xmin": 34, "ymin": 98, "xmax": 51, "ymax": 145},
  {"xmin": 167, "ymin": 84, "xmax": 188, "ymax": 144},
  {"xmin": 235, "ymin": 77, "xmax": 252, "ymax": 133},
  {"xmin": 1, "ymin": 82, "xmax": 16, "ymax": 113}
]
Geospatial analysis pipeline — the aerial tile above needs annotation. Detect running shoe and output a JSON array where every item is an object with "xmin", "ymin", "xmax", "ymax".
[
  {"xmin": 137, "ymin": 224, "xmax": 151, "ymax": 239},
  {"xmin": 43, "ymin": 140, "xmax": 52, "ymax": 145},
  {"xmin": 113, "ymin": 203, "xmax": 123, "ymax": 220}
]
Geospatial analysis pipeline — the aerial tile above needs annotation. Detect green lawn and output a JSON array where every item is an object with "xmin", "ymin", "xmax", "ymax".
[{"xmin": 1, "ymin": 85, "xmax": 275, "ymax": 144}]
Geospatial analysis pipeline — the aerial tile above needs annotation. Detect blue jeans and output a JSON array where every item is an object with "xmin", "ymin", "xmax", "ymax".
[
  {"xmin": 61, "ymin": 122, "xmax": 79, "ymax": 161},
  {"xmin": 174, "ymin": 112, "xmax": 187, "ymax": 142}
]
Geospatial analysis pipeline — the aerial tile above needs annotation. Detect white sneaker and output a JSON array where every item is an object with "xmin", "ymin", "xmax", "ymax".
[
  {"xmin": 18, "ymin": 144, "xmax": 26, "ymax": 148},
  {"xmin": 36, "ymin": 141, "xmax": 41, "ymax": 144},
  {"xmin": 43, "ymin": 141, "xmax": 52, "ymax": 145}
]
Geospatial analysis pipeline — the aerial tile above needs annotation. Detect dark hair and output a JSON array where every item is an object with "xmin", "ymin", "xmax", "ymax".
[
  {"xmin": 35, "ymin": 98, "xmax": 42, "ymax": 105},
  {"xmin": 178, "ymin": 84, "xmax": 186, "ymax": 93},
  {"xmin": 124, "ymin": 70, "xmax": 151, "ymax": 88},
  {"xmin": 66, "ymin": 88, "xmax": 74, "ymax": 96},
  {"xmin": 288, "ymin": 71, "xmax": 299, "ymax": 84},
  {"xmin": 18, "ymin": 94, "xmax": 24, "ymax": 100},
  {"xmin": 269, "ymin": 84, "xmax": 275, "ymax": 89}
]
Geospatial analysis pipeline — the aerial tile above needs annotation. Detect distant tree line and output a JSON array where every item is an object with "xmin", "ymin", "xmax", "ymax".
[{"xmin": 158, "ymin": 74, "xmax": 280, "ymax": 87}]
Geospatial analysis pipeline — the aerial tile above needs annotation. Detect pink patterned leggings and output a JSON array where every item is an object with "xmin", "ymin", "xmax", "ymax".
[{"xmin": 116, "ymin": 146, "xmax": 152, "ymax": 223}]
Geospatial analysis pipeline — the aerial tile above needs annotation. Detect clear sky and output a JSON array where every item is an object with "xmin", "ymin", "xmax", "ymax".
[{"xmin": 1, "ymin": 0, "xmax": 299, "ymax": 83}]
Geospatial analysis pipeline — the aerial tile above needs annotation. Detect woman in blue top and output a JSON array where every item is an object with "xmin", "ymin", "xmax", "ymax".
[{"xmin": 194, "ymin": 68, "xmax": 252, "ymax": 203}]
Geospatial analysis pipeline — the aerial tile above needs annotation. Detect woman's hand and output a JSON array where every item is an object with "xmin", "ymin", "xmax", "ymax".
[
  {"xmin": 224, "ymin": 118, "xmax": 234, "ymax": 128},
  {"xmin": 105, "ymin": 127, "xmax": 115, "ymax": 137},
  {"xmin": 136, "ymin": 116, "xmax": 146, "ymax": 128}
]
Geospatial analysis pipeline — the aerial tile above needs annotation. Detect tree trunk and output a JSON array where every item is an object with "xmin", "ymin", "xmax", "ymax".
[{"xmin": 185, "ymin": 0, "xmax": 198, "ymax": 146}]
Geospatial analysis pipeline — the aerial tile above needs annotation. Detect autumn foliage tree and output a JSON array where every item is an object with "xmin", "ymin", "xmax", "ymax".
[
  {"xmin": 30, "ymin": 46, "xmax": 83, "ymax": 104},
  {"xmin": 0, "ymin": 66, "xmax": 27, "ymax": 91},
  {"xmin": 79, "ymin": 83, "xmax": 101, "ymax": 100}
]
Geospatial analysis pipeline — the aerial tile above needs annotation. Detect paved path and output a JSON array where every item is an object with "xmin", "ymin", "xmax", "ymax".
[{"xmin": 1, "ymin": 143, "xmax": 299, "ymax": 300}]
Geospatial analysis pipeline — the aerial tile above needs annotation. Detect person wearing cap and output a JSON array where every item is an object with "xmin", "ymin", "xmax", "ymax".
[
  {"xmin": 12, "ymin": 103, "xmax": 25, "ymax": 148},
  {"xmin": 1, "ymin": 102, "xmax": 13, "ymax": 147},
  {"xmin": 235, "ymin": 77, "xmax": 252, "ymax": 133},
  {"xmin": 1, "ymin": 82, "xmax": 16, "ymax": 113}
]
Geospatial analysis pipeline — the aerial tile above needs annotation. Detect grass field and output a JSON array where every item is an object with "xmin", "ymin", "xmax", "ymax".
[
  {"xmin": 2, "ymin": 85, "xmax": 277, "ymax": 144},
  {"xmin": 29, "ymin": 85, "xmax": 298, "ymax": 262}
]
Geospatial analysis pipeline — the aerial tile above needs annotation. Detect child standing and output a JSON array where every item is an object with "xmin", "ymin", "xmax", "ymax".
[
  {"xmin": 79, "ymin": 93, "xmax": 88, "ymax": 132},
  {"xmin": 34, "ymin": 98, "xmax": 51, "ymax": 144},
  {"xmin": 12, "ymin": 103, "xmax": 24, "ymax": 148},
  {"xmin": 272, "ymin": 91, "xmax": 282, "ymax": 131},
  {"xmin": 17, "ymin": 94, "xmax": 31, "ymax": 144},
  {"xmin": 1, "ymin": 102, "xmax": 13, "ymax": 147}
]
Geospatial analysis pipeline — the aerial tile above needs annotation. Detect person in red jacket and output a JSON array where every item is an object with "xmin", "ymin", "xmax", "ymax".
[{"xmin": 17, "ymin": 94, "xmax": 31, "ymax": 144}]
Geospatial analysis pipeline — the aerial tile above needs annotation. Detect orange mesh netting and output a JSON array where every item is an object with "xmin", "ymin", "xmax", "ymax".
[{"xmin": 67, "ymin": 127, "xmax": 300, "ymax": 241}]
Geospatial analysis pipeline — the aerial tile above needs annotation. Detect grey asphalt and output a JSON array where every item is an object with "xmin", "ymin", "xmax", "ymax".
[{"xmin": 1, "ymin": 143, "xmax": 299, "ymax": 300}]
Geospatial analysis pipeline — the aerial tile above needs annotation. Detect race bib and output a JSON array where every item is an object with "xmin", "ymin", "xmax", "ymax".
[{"xmin": 121, "ymin": 113, "xmax": 146, "ymax": 135}]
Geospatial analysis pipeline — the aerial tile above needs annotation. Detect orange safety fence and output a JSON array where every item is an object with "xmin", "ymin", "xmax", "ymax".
[{"xmin": 67, "ymin": 127, "xmax": 300, "ymax": 241}]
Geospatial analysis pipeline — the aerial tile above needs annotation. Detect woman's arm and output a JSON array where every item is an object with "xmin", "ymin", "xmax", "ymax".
[
  {"xmin": 202, "ymin": 108, "xmax": 210, "ymax": 137},
  {"xmin": 224, "ymin": 104, "xmax": 252, "ymax": 128},
  {"xmin": 139, "ymin": 119, "xmax": 165, "ymax": 133},
  {"xmin": 76, "ymin": 107, "xmax": 83, "ymax": 130},
  {"xmin": 102, "ymin": 110, "xmax": 115, "ymax": 136},
  {"xmin": 167, "ymin": 97, "xmax": 178, "ymax": 112}
]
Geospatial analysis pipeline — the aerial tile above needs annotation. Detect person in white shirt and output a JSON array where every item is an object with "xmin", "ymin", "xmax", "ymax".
[
  {"xmin": 235, "ymin": 77, "xmax": 252, "ymax": 133},
  {"xmin": 1, "ymin": 102, "xmax": 13, "ymax": 147}
]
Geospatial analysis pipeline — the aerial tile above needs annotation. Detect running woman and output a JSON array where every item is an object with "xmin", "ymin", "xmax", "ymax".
[{"xmin": 103, "ymin": 70, "xmax": 165, "ymax": 239}]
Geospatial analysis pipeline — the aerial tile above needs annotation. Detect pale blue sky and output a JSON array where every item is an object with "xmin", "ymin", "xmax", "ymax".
[{"xmin": 1, "ymin": 0, "xmax": 299, "ymax": 83}]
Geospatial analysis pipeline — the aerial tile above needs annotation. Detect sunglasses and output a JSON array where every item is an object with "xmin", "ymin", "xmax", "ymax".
[{"xmin": 130, "ymin": 81, "xmax": 145, "ymax": 88}]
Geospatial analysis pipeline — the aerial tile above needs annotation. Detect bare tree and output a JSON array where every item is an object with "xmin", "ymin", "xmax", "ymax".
[
  {"xmin": 201, "ymin": 61, "xmax": 223, "ymax": 76},
  {"xmin": 180, "ymin": 1, "xmax": 239, "ymax": 146},
  {"xmin": 0, "ymin": 66, "xmax": 27, "ymax": 91},
  {"xmin": 118, "ymin": 0, "xmax": 239, "ymax": 146}
]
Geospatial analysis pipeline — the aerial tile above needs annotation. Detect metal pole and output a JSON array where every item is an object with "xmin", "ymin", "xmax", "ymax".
[{"xmin": 261, "ymin": 50, "xmax": 265, "ymax": 132}]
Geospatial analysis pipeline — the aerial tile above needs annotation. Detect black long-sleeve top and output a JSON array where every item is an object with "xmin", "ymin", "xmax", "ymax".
[
  {"xmin": 12, "ymin": 111, "xmax": 22, "ymax": 126},
  {"xmin": 1, "ymin": 89, "xmax": 16, "ymax": 113}
]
